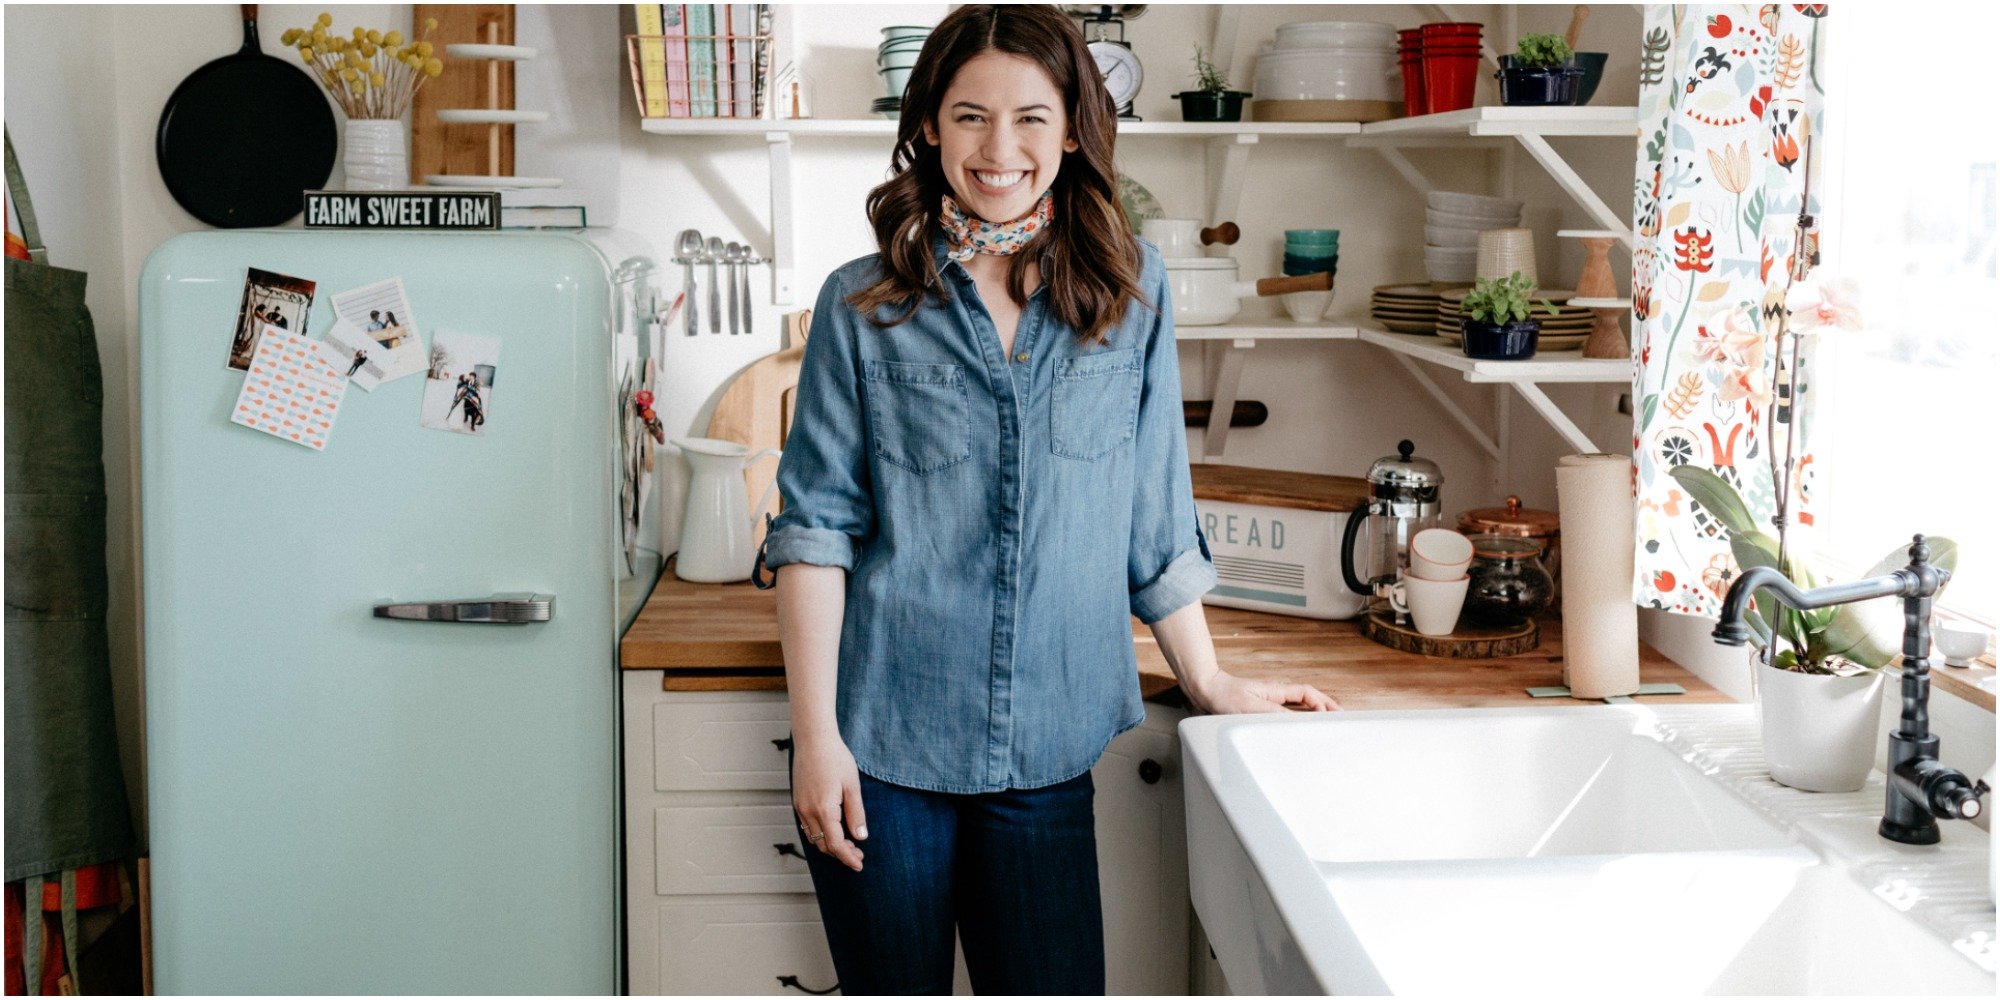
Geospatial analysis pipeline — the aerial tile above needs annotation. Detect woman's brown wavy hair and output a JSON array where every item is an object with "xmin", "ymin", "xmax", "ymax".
[{"xmin": 846, "ymin": 4, "xmax": 1145, "ymax": 345}]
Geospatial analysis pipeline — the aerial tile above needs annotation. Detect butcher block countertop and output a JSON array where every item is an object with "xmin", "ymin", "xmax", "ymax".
[{"xmin": 622, "ymin": 559, "xmax": 1730, "ymax": 709}]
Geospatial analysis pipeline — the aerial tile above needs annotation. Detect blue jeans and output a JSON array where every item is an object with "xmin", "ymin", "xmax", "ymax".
[{"xmin": 787, "ymin": 746, "xmax": 1105, "ymax": 995}]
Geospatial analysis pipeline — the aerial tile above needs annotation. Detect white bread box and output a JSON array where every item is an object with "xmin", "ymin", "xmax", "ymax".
[{"xmin": 1190, "ymin": 463, "xmax": 1372, "ymax": 620}]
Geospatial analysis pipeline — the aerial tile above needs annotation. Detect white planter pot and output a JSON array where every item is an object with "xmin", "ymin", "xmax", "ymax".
[
  {"xmin": 1755, "ymin": 656, "xmax": 1886, "ymax": 793},
  {"xmin": 343, "ymin": 119, "xmax": 408, "ymax": 191}
]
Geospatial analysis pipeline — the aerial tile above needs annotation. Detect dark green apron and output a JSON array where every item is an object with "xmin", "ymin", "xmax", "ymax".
[{"xmin": 5, "ymin": 130, "xmax": 137, "ymax": 994}]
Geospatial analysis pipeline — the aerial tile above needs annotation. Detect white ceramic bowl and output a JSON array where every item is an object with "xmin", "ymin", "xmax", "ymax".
[
  {"xmin": 1253, "ymin": 49, "xmax": 1399, "ymax": 103},
  {"xmin": 1427, "ymin": 207, "xmax": 1522, "ymax": 229},
  {"xmin": 1273, "ymin": 20, "xmax": 1397, "ymax": 51},
  {"xmin": 1280, "ymin": 287, "xmax": 1334, "ymax": 322},
  {"xmin": 1428, "ymin": 190, "xmax": 1525, "ymax": 217},
  {"xmin": 1935, "ymin": 622, "xmax": 1992, "ymax": 667},
  {"xmin": 1425, "ymin": 224, "xmax": 1484, "ymax": 247}
]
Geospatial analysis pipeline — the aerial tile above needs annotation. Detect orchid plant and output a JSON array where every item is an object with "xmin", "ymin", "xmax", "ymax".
[{"xmin": 1669, "ymin": 276, "xmax": 1956, "ymax": 674}]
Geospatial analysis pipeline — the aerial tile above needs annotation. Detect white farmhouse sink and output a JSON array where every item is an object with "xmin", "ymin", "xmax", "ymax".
[{"xmin": 1182, "ymin": 705, "xmax": 1996, "ymax": 995}]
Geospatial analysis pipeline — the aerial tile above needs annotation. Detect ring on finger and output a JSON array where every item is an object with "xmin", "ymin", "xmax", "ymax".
[{"xmin": 807, "ymin": 830, "xmax": 826, "ymax": 843}]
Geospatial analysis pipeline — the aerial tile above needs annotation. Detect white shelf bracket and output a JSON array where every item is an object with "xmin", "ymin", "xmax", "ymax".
[
  {"xmin": 1199, "ymin": 338, "xmax": 1255, "ymax": 460},
  {"xmin": 1512, "ymin": 133, "xmax": 1633, "ymax": 248},
  {"xmin": 1384, "ymin": 353, "xmax": 1501, "ymax": 461},
  {"xmin": 1370, "ymin": 146, "xmax": 1436, "ymax": 195},
  {"xmin": 765, "ymin": 130, "xmax": 796, "ymax": 305},
  {"xmin": 1209, "ymin": 4, "xmax": 1243, "ymax": 83},
  {"xmin": 1205, "ymin": 133, "xmax": 1258, "ymax": 225},
  {"xmin": 1510, "ymin": 381, "xmax": 1601, "ymax": 454}
]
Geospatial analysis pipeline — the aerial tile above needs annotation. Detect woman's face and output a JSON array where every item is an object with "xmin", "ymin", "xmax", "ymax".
[{"xmin": 923, "ymin": 50, "xmax": 1078, "ymax": 223}]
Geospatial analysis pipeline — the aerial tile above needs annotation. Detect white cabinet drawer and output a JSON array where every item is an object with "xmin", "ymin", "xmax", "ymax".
[
  {"xmin": 652, "ymin": 698, "xmax": 793, "ymax": 791},
  {"xmin": 655, "ymin": 901, "xmax": 843, "ymax": 995},
  {"xmin": 656, "ymin": 804, "xmax": 814, "ymax": 895}
]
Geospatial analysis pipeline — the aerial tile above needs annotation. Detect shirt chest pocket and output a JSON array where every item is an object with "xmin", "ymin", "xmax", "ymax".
[
  {"xmin": 863, "ymin": 359, "xmax": 971, "ymax": 475},
  {"xmin": 1051, "ymin": 347, "xmax": 1143, "ymax": 461}
]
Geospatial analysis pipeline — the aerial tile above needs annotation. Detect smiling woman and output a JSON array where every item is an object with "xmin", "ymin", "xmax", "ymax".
[{"xmin": 750, "ymin": 4, "xmax": 1336, "ymax": 995}]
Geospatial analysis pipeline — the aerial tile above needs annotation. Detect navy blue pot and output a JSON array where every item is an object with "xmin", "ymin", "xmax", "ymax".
[
  {"xmin": 1461, "ymin": 318, "xmax": 1540, "ymax": 360},
  {"xmin": 1495, "ymin": 56, "xmax": 1583, "ymax": 107}
]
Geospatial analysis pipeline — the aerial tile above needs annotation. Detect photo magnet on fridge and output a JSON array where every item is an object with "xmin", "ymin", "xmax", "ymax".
[
  {"xmin": 420, "ymin": 330, "xmax": 500, "ymax": 436},
  {"xmin": 328, "ymin": 277, "xmax": 428, "ymax": 388},
  {"xmin": 228, "ymin": 268, "xmax": 318, "ymax": 371},
  {"xmin": 230, "ymin": 324, "xmax": 350, "ymax": 451}
]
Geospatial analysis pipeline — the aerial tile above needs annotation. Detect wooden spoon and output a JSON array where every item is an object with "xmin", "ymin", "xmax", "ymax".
[{"xmin": 1564, "ymin": 5, "xmax": 1590, "ymax": 50}]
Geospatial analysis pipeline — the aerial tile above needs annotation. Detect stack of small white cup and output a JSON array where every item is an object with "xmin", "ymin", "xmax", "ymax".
[{"xmin": 1394, "ymin": 528, "xmax": 1473, "ymax": 636}]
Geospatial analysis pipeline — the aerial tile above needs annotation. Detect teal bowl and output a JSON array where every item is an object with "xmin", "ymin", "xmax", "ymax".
[
  {"xmin": 881, "ymin": 25, "xmax": 931, "ymax": 39},
  {"xmin": 1572, "ymin": 53, "xmax": 1608, "ymax": 104}
]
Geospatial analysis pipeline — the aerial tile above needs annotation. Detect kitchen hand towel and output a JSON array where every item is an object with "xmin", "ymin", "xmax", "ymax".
[{"xmin": 1557, "ymin": 453, "xmax": 1640, "ymax": 699}]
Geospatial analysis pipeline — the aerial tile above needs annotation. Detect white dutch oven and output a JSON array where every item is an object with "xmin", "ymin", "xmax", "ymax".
[{"xmin": 1165, "ymin": 257, "xmax": 1333, "ymax": 326}]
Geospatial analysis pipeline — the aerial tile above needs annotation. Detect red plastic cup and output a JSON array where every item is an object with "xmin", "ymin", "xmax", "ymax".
[
  {"xmin": 1422, "ymin": 51, "xmax": 1480, "ymax": 114},
  {"xmin": 1399, "ymin": 57, "xmax": 1426, "ymax": 116}
]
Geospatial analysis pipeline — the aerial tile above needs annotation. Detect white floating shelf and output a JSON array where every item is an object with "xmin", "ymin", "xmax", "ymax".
[
  {"xmin": 1357, "ymin": 105, "xmax": 1639, "ymax": 138},
  {"xmin": 445, "ymin": 43, "xmax": 538, "ymax": 60},
  {"xmin": 436, "ymin": 109, "xmax": 551, "ymax": 125},
  {"xmin": 639, "ymin": 118, "xmax": 1364, "ymax": 138},
  {"xmin": 424, "ymin": 174, "xmax": 565, "ymax": 189},
  {"xmin": 1175, "ymin": 320, "xmax": 1361, "ymax": 342},
  {"xmin": 1357, "ymin": 328, "xmax": 1629, "ymax": 384}
]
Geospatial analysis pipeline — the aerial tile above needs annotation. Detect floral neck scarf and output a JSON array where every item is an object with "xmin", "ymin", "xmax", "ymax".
[{"xmin": 938, "ymin": 189, "xmax": 1053, "ymax": 262}]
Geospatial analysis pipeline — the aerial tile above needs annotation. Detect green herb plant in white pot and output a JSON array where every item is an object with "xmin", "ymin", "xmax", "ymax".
[{"xmin": 1669, "ymin": 279, "xmax": 1956, "ymax": 793}]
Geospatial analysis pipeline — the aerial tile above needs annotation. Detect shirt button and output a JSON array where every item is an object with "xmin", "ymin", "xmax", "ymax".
[{"xmin": 1014, "ymin": 351, "xmax": 1029, "ymax": 363}]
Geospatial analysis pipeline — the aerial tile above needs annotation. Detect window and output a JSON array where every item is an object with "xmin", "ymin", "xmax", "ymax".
[{"xmin": 1817, "ymin": 6, "xmax": 1997, "ymax": 622}]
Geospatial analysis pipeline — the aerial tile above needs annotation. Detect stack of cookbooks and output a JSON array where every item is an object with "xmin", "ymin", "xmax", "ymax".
[{"xmin": 627, "ymin": 4, "xmax": 773, "ymax": 119}]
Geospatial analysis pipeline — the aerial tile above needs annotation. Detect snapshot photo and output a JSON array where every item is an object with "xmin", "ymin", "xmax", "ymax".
[
  {"xmin": 322, "ymin": 317, "xmax": 424, "ymax": 392},
  {"xmin": 328, "ymin": 278, "xmax": 426, "ymax": 386},
  {"xmin": 227, "ymin": 268, "xmax": 317, "ymax": 371},
  {"xmin": 419, "ymin": 329, "xmax": 500, "ymax": 437}
]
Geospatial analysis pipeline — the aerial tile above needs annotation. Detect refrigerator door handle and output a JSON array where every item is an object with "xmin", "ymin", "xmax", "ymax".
[{"xmin": 372, "ymin": 593, "xmax": 554, "ymax": 623}]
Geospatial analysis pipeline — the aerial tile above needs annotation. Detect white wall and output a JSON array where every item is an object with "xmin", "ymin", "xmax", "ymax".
[{"xmin": 18, "ymin": 4, "xmax": 1981, "ymax": 847}]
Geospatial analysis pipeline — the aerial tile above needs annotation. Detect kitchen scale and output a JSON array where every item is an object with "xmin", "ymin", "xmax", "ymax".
[{"xmin": 1065, "ymin": 4, "xmax": 1146, "ymax": 122}]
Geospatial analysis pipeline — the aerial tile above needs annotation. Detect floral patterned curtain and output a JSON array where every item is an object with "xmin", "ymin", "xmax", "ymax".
[{"xmin": 1630, "ymin": 4, "xmax": 1828, "ymax": 616}]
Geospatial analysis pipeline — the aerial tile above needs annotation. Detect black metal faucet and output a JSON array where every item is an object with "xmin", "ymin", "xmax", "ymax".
[{"xmin": 1712, "ymin": 535, "xmax": 1988, "ymax": 845}]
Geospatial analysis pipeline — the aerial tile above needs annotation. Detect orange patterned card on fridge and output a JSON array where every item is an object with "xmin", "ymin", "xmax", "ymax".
[{"xmin": 230, "ymin": 324, "xmax": 349, "ymax": 450}]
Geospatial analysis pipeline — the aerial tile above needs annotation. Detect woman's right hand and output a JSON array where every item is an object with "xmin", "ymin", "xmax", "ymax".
[{"xmin": 792, "ymin": 735, "xmax": 868, "ymax": 872}]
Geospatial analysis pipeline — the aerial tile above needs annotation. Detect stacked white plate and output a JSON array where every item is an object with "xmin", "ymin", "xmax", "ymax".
[
  {"xmin": 1370, "ymin": 282, "xmax": 1445, "ymax": 334},
  {"xmin": 1424, "ymin": 191, "xmax": 1522, "ymax": 284}
]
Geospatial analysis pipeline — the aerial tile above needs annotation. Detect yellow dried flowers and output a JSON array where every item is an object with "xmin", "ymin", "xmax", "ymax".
[{"xmin": 286, "ymin": 12, "xmax": 445, "ymax": 120}]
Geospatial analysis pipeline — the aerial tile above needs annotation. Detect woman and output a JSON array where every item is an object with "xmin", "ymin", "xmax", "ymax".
[{"xmin": 753, "ymin": 6, "xmax": 1337, "ymax": 993}]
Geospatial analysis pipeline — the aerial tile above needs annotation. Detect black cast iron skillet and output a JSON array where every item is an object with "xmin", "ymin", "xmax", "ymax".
[{"xmin": 157, "ymin": 4, "xmax": 338, "ymax": 228}]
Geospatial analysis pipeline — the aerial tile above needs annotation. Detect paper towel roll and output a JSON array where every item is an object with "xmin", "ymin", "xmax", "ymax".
[{"xmin": 1556, "ymin": 454, "xmax": 1639, "ymax": 699}]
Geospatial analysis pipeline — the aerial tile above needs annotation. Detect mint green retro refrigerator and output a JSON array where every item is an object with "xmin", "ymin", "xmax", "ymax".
[{"xmin": 138, "ymin": 229, "xmax": 667, "ymax": 994}]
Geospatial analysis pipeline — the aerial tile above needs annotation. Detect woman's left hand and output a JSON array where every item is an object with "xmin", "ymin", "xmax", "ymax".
[{"xmin": 1187, "ymin": 670, "xmax": 1339, "ymax": 715}]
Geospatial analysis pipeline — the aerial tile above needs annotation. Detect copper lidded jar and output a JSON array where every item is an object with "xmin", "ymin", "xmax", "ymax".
[
  {"xmin": 1458, "ymin": 495, "xmax": 1561, "ymax": 602},
  {"xmin": 1462, "ymin": 533, "xmax": 1555, "ymax": 627}
]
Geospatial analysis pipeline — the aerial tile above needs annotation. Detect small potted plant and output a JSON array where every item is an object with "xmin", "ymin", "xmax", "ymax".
[
  {"xmin": 1172, "ymin": 46, "xmax": 1250, "ymax": 122},
  {"xmin": 1496, "ymin": 33, "xmax": 1584, "ymax": 106},
  {"xmin": 1458, "ymin": 271, "xmax": 1556, "ymax": 360}
]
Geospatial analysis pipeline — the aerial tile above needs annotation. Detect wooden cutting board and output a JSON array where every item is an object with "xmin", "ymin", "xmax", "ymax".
[{"xmin": 704, "ymin": 310, "xmax": 811, "ymax": 554}]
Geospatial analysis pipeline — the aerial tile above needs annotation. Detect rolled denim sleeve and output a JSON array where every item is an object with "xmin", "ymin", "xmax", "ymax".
[
  {"xmin": 1127, "ymin": 250, "xmax": 1216, "ymax": 623},
  {"xmin": 754, "ymin": 274, "xmax": 875, "ymax": 582}
]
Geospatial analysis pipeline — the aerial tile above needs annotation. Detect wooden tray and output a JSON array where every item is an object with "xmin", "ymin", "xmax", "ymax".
[{"xmin": 1359, "ymin": 610, "xmax": 1539, "ymax": 658}]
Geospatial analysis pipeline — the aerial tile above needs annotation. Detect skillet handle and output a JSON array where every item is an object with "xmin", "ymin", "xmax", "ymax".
[{"xmin": 240, "ymin": 5, "xmax": 260, "ymax": 51}]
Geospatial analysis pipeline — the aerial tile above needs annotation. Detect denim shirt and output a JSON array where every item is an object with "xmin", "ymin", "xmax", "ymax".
[{"xmin": 753, "ymin": 235, "xmax": 1214, "ymax": 794}]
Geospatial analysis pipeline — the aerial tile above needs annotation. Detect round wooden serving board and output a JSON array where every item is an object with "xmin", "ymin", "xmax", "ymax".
[{"xmin": 1360, "ymin": 610, "xmax": 1538, "ymax": 658}]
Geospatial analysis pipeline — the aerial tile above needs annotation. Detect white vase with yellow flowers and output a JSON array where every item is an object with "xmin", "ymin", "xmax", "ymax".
[{"xmin": 282, "ymin": 13, "xmax": 445, "ymax": 191}]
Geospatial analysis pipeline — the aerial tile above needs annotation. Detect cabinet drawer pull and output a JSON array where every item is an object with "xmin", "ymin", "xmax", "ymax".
[
  {"xmin": 772, "ymin": 736, "xmax": 793, "ymax": 752},
  {"xmin": 1138, "ymin": 758, "xmax": 1163, "ymax": 784},
  {"xmin": 776, "ymin": 974, "xmax": 839, "ymax": 995},
  {"xmin": 774, "ymin": 841, "xmax": 804, "ymax": 859}
]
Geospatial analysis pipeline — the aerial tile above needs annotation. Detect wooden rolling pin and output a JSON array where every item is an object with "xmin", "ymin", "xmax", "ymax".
[{"xmin": 1564, "ymin": 5, "xmax": 1590, "ymax": 49}]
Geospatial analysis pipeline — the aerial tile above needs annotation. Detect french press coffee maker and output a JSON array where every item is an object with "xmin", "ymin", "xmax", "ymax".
[{"xmin": 1340, "ymin": 440, "xmax": 1444, "ymax": 610}]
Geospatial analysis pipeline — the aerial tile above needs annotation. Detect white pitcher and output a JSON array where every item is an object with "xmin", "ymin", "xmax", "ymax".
[{"xmin": 671, "ymin": 437, "xmax": 781, "ymax": 584}]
